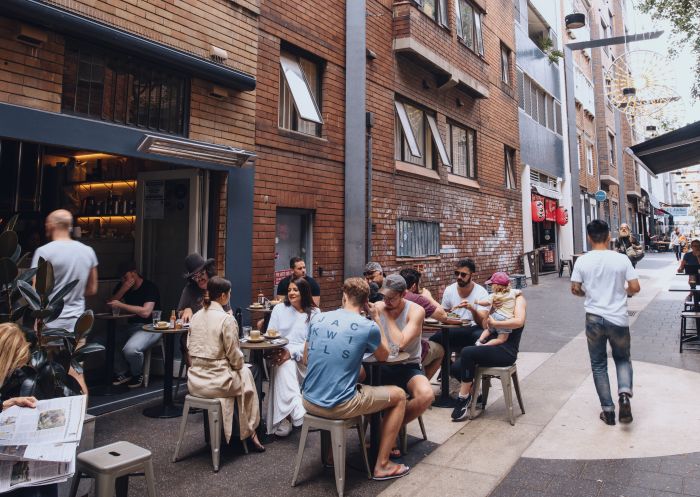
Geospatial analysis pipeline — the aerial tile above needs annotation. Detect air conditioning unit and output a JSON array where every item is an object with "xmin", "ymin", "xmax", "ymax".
[{"xmin": 15, "ymin": 24, "xmax": 47, "ymax": 47}]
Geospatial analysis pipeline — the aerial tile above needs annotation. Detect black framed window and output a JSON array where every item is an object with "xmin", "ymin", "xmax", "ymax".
[{"xmin": 61, "ymin": 39, "xmax": 188, "ymax": 136}]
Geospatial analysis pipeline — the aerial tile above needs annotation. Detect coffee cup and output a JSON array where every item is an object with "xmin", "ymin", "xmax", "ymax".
[
  {"xmin": 267, "ymin": 328, "xmax": 279, "ymax": 338},
  {"xmin": 250, "ymin": 329, "xmax": 261, "ymax": 340}
]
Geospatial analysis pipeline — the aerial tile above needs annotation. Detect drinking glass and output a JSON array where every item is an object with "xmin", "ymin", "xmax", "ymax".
[
  {"xmin": 389, "ymin": 342, "xmax": 399, "ymax": 359},
  {"xmin": 242, "ymin": 326, "xmax": 252, "ymax": 339},
  {"xmin": 111, "ymin": 305, "xmax": 121, "ymax": 317},
  {"xmin": 152, "ymin": 310, "xmax": 162, "ymax": 327}
]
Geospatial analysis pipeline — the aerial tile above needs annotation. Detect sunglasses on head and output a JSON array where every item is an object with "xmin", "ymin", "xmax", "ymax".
[{"xmin": 454, "ymin": 271, "xmax": 470, "ymax": 278}]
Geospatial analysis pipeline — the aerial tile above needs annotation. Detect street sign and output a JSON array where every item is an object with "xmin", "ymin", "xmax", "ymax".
[{"xmin": 594, "ymin": 190, "xmax": 607, "ymax": 202}]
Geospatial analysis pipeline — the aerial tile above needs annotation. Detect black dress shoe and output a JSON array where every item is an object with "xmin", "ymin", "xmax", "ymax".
[
  {"xmin": 600, "ymin": 411, "xmax": 616, "ymax": 425},
  {"xmin": 619, "ymin": 393, "xmax": 633, "ymax": 424}
]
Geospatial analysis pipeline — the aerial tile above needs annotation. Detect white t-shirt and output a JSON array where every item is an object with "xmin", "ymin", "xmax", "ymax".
[
  {"xmin": 570, "ymin": 249, "xmax": 638, "ymax": 326},
  {"xmin": 31, "ymin": 240, "xmax": 98, "ymax": 330},
  {"xmin": 267, "ymin": 303, "xmax": 319, "ymax": 360},
  {"xmin": 440, "ymin": 282, "xmax": 490, "ymax": 321}
]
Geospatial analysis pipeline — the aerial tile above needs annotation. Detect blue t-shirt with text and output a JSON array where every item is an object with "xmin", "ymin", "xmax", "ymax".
[{"xmin": 302, "ymin": 309, "xmax": 381, "ymax": 408}]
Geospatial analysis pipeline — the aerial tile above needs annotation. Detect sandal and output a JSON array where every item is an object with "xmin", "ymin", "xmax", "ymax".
[
  {"xmin": 248, "ymin": 433, "xmax": 266, "ymax": 453},
  {"xmin": 373, "ymin": 463, "xmax": 410, "ymax": 481}
]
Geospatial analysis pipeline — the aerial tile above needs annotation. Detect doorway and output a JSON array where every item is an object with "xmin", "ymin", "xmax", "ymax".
[
  {"xmin": 136, "ymin": 169, "xmax": 208, "ymax": 311},
  {"xmin": 274, "ymin": 209, "xmax": 313, "ymax": 292}
]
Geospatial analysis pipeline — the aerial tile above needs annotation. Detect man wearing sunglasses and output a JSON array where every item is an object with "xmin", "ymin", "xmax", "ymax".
[
  {"xmin": 364, "ymin": 262, "xmax": 385, "ymax": 303},
  {"xmin": 428, "ymin": 258, "xmax": 490, "ymax": 356}
]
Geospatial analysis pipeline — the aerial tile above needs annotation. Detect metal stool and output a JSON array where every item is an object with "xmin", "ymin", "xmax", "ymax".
[
  {"xmin": 558, "ymin": 260, "xmax": 572, "ymax": 277},
  {"xmin": 399, "ymin": 415, "xmax": 427, "ymax": 455},
  {"xmin": 68, "ymin": 441, "xmax": 156, "ymax": 497},
  {"xmin": 680, "ymin": 311, "xmax": 700, "ymax": 353},
  {"xmin": 469, "ymin": 364, "xmax": 525, "ymax": 425},
  {"xmin": 291, "ymin": 414, "xmax": 371, "ymax": 497},
  {"xmin": 172, "ymin": 395, "xmax": 248, "ymax": 472}
]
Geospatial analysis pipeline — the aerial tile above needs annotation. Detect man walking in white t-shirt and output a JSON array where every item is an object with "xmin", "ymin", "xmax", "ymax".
[{"xmin": 571, "ymin": 220, "xmax": 640, "ymax": 425}]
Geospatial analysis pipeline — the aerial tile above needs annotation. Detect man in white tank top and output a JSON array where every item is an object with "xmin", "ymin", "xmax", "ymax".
[{"xmin": 375, "ymin": 275, "xmax": 433, "ymax": 432}]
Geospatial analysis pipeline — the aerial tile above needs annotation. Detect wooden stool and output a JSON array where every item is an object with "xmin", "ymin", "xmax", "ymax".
[
  {"xmin": 558, "ymin": 260, "xmax": 572, "ymax": 277},
  {"xmin": 172, "ymin": 395, "xmax": 248, "ymax": 472},
  {"xmin": 469, "ymin": 364, "xmax": 525, "ymax": 425},
  {"xmin": 68, "ymin": 441, "xmax": 156, "ymax": 497},
  {"xmin": 291, "ymin": 414, "xmax": 371, "ymax": 497}
]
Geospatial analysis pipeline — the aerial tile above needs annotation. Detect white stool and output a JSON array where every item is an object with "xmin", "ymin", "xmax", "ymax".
[
  {"xmin": 68, "ymin": 441, "xmax": 156, "ymax": 497},
  {"xmin": 291, "ymin": 414, "xmax": 371, "ymax": 497},
  {"xmin": 469, "ymin": 364, "xmax": 525, "ymax": 425}
]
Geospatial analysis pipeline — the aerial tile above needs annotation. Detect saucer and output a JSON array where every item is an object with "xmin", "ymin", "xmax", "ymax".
[
  {"xmin": 263, "ymin": 333, "xmax": 280, "ymax": 339},
  {"xmin": 245, "ymin": 336, "xmax": 265, "ymax": 343}
]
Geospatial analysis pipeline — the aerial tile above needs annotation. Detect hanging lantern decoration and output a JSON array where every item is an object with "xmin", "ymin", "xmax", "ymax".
[
  {"xmin": 531, "ymin": 200, "xmax": 545, "ymax": 222},
  {"xmin": 545, "ymin": 199, "xmax": 558, "ymax": 222},
  {"xmin": 556, "ymin": 207, "xmax": 569, "ymax": 226}
]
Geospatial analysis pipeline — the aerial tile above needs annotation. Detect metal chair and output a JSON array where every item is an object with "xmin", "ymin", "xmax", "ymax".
[
  {"xmin": 291, "ymin": 414, "xmax": 371, "ymax": 497},
  {"xmin": 68, "ymin": 441, "xmax": 156, "ymax": 497},
  {"xmin": 469, "ymin": 364, "xmax": 525, "ymax": 425}
]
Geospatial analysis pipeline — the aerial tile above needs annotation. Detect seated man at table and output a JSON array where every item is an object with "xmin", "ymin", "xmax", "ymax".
[
  {"xmin": 428, "ymin": 258, "xmax": 490, "ymax": 356},
  {"xmin": 303, "ymin": 277, "xmax": 409, "ymax": 480},
  {"xmin": 374, "ymin": 275, "xmax": 432, "ymax": 428},
  {"xmin": 108, "ymin": 261, "xmax": 161, "ymax": 388},
  {"xmin": 399, "ymin": 268, "xmax": 448, "ymax": 381}
]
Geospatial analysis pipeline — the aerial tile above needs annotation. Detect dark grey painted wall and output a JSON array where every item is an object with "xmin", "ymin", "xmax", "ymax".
[{"xmin": 519, "ymin": 111, "xmax": 565, "ymax": 178}]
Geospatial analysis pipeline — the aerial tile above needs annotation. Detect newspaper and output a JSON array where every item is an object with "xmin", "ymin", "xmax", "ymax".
[{"xmin": 0, "ymin": 396, "xmax": 86, "ymax": 492}]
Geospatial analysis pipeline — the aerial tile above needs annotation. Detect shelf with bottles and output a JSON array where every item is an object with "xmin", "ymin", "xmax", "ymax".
[
  {"xmin": 70, "ymin": 180, "xmax": 137, "ymax": 193},
  {"xmin": 76, "ymin": 215, "xmax": 135, "ymax": 240},
  {"xmin": 67, "ymin": 179, "xmax": 137, "ymax": 217}
]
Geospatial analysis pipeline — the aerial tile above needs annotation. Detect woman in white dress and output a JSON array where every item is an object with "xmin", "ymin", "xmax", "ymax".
[{"xmin": 266, "ymin": 277, "xmax": 318, "ymax": 436}]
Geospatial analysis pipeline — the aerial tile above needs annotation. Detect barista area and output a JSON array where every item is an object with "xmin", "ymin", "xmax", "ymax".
[{"xmin": 1, "ymin": 138, "xmax": 223, "ymax": 409}]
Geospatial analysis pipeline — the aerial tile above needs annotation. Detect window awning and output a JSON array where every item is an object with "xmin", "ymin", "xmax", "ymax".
[
  {"xmin": 532, "ymin": 184, "xmax": 562, "ymax": 200},
  {"xmin": 628, "ymin": 120, "xmax": 700, "ymax": 175},
  {"xmin": 0, "ymin": 0, "xmax": 256, "ymax": 91}
]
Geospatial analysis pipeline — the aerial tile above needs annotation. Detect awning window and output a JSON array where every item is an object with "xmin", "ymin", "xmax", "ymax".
[
  {"xmin": 426, "ymin": 114, "xmax": 451, "ymax": 166},
  {"xmin": 279, "ymin": 54, "xmax": 323, "ymax": 124},
  {"xmin": 394, "ymin": 101, "xmax": 421, "ymax": 157}
]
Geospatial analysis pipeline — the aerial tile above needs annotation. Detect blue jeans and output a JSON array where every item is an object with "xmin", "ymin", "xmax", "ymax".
[
  {"xmin": 115, "ymin": 323, "xmax": 161, "ymax": 377},
  {"xmin": 585, "ymin": 313, "xmax": 633, "ymax": 412}
]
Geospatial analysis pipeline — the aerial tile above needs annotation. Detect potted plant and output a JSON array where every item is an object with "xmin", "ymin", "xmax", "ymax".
[
  {"xmin": 0, "ymin": 216, "xmax": 104, "ymax": 399},
  {"xmin": 536, "ymin": 35, "xmax": 564, "ymax": 64}
]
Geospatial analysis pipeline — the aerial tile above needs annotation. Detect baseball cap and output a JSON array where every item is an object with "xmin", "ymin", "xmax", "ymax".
[
  {"xmin": 364, "ymin": 262, "xmax": 383, "ymax": 274},
  {"xmin": 379, "ymin": 274, "xmax": 407, "ymax": 295},
  {"xmin": 485, "ymin": 271, "xmax": 510, "ymax": 286}
]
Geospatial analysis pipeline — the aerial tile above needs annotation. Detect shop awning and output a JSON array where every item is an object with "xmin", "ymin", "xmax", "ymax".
[
  {"xmin": 628, "ymin": 120, "xmax": 700, "ymax": 175},
  {"xmin": 532, "ymin": 184, "xmax": 562, "ymax": 200},
  {"xmin": 0, "ymin": 0, "xmax": 256, "ymax": 91}
]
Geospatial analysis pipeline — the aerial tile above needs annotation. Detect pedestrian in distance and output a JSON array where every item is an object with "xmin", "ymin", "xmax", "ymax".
[
  {"xmin": 571, "ymin": 220, "xmax": 640, "ymax": 426},
  {"xmin": 671, "ymin": 227, "xmax": 682, "ymax": 261}
]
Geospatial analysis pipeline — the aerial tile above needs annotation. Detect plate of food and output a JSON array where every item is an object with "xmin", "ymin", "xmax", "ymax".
[
  {"xmin": 424, "ymin": 317, "xmax": 439, "ymax": 325},
  {"xmin": 154, "ymin": 321, "xmax": 170, "ymax": 330},
  {"xmin": 249, "ymin": 303, "xmax": 264, "ymax": 309},
  {"xmin": 446, "ymin": 312, "xmax": 461, "ymax": 319}
]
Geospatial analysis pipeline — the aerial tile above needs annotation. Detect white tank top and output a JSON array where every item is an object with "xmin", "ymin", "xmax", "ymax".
[{"xmin": 380, "ymin": 300, "xmax": 421, "ymax": 364}]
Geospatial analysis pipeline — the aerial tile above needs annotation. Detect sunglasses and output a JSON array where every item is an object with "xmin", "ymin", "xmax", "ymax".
[
  {"xmin": 191, "ymin": 270, "xmax": 206, "ymax": 282},
  {"xmin": 454, "ymin": 271, "xmax": 471, "ymax": 278}
]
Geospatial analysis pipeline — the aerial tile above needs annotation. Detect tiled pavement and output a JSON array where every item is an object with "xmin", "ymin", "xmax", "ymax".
[{"xmin": 83, "ymin": 252, "xmax": 700, "ymax": 497}]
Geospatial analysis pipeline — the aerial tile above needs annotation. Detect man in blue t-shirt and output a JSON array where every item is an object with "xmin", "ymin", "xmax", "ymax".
[{"xmin": 302, "ymin": 277, "xmax": 410, "ymax": 481}]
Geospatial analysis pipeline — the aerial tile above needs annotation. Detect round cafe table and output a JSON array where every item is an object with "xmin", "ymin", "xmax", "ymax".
[
  {"xmin": 141, "ymin": 324, "xmax": 185, "ymax": 419},
  {"xmin": 240, "ymin": 335, "xmax": 288, "ymax": 438},
  {"xmin": 423, "ymin": 320, "xmax": 467, "ymax": 408},
  {"xmin": 362, "ymin": 351, "xmax": 410, "ymax": 468},
  {"xmin": 92, "ymin": 313, "xmax": 135, "ymax": 396}
]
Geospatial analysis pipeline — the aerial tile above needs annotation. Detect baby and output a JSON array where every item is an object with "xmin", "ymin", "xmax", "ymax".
[{"xmin": 474, "ymin": 272, "xmax": 521, "ymax": 345}]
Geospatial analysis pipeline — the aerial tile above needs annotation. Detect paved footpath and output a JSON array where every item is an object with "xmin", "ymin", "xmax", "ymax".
[{"xmin": 89, "ymin": 252, "xmax": 700, "ymax": 497}]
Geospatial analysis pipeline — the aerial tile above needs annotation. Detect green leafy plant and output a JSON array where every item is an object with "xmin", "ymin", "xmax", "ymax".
[
  {"xmin": 0, "ymin": 216, "xmax": 104, "ymax": 399},
  {"xmin": 536, "ymin": 35, "xmax": 564, "ymax": 64}
]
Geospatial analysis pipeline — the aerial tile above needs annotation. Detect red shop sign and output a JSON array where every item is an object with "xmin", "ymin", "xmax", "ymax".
[{"xmin": 545, "ymin": 199, "xmax": 558, "ymax": 222}]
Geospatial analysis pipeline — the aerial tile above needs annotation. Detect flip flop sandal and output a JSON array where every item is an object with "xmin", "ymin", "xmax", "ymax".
[{"xmin": 373, "ymin": 464, "xmax": 411, "ymax": 481}]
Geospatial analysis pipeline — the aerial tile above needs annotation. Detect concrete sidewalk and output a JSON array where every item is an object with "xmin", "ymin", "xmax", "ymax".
[{"xmin": 86, "ymin": 252, "xmax": 700, "ymax": 497}]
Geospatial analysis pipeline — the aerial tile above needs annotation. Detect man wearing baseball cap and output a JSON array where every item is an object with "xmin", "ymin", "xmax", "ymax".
[{"xmin": 374, "ymin": 274, "xmax": 433, "ymax": 439}]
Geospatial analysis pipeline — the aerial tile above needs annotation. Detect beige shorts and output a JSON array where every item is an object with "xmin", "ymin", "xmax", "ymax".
[
  {"xmin": 421, "ymin": 340, "xmax": 444, "ymax": 366},
  {"xmin": 303, "ymin": 384, "xmax": 394, "ymax": 420}
]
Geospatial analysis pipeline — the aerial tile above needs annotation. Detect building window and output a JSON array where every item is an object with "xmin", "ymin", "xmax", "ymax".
[
  {"xmin": 501, "ymin": 44, "xmax": 511, "ymax": 84},
  {"xmin": 61, "ymin": 39, "xmax": 188, "ymax": 135},
  {"xmin": 413, "ymin": 0, "xmax": 449, "ymax": 26},
  {"xmin": 586, "ymin": 140, "xmax": 595, "ymax": 175},
  {"xmin": 455, "ymin": 0, "xmax": 484, "ymax": 55},
  {"xmin": 394, "ymin": 100, "xmax": 450, "ymax": 168},
  {"xmin": 576, "ymin": 134, "xmax": 583, "ymax": 170},
  {"xmin": 607, "ymin": 132, "xmax": 616, "ymax": 168},
  {"xmin": 601, "ymin": 20, "xmax": 610, "ymax": 54},
  {"xmin": 517, "ymin": 69, "xmax": 525, "ymax": 109},
  {"xmin": 554, "ymin": 101, "xmax": 562, "ymax": 134},
  {"xmin": 505, "ymin": 146, "xmax": 517, "ymax": 189},
  {"xmin": 397, "ymin": 219, "xmax": 440, "ymax": 258},
  {"xmin": 537, "ymin": 89, "xmax": 547, "ymax": 127},
  {"xmin": 279, "ymin": 51, "xmax": 323, "ymax": 136},
  {"xmin": 448, "ymin": 123, "xmax": 476, "ymax": 178}
]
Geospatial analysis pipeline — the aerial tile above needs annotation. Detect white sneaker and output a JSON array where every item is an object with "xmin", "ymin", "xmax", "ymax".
[{"xmin": 274, "ymin": 419, "xmax": 292, "ymax": 437}]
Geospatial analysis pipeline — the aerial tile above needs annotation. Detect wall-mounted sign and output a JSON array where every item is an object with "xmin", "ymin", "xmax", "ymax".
[
  {"xmin": 594, "ymin": 190, "xmax": 607, "ymax": 202},
  {"xmin": 667, "ymin": 206, "xmax": 689, "ymax": 217}
]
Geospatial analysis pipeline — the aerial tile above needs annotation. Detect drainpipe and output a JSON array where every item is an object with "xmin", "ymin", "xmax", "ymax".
[
  {"xmin": 344, "ymin": 1, "xmax": 367, "ymax": 278},
  {"xmin": 366, "ymin": 111, "xmax": 374, "ymax": 263}
]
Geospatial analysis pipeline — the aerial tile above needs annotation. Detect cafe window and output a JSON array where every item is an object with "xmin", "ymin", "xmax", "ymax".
[
  {"xmin": 394, "ymin": 100, "xmax": 450, "ymax": 169},
  {"xmin": 505, "ymin": 146, "xmax": 517, "ymax": 189},
  {"xmin": 448, "ymin": 123, "xmax": 476, "ymax": 178},
  {"xmin": 279, "ymin": 51, "xmax": 323, "ymax": 136},
  {"xmin": 397, "ymin": 219, "xmax": 440, "ymax": 258},
  {"xmin": 413, "ymin": 0, "xmax": 449, "ymax": 26},
  {"xmin": 455, "ymin": 0, "xmax": 484, "ymax": 56},
  {"xmin": 61, "ymin": 39, "xmax": 188, "ymax": 135},
  {"xmin": 501, "ymin": 44, "xmax": 511, "ymax": 85}
]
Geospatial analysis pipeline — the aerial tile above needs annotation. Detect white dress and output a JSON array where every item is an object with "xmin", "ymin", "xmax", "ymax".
[{"xmin": 266, "ymin": 304, "xmax": 318, "ymax": 433}]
